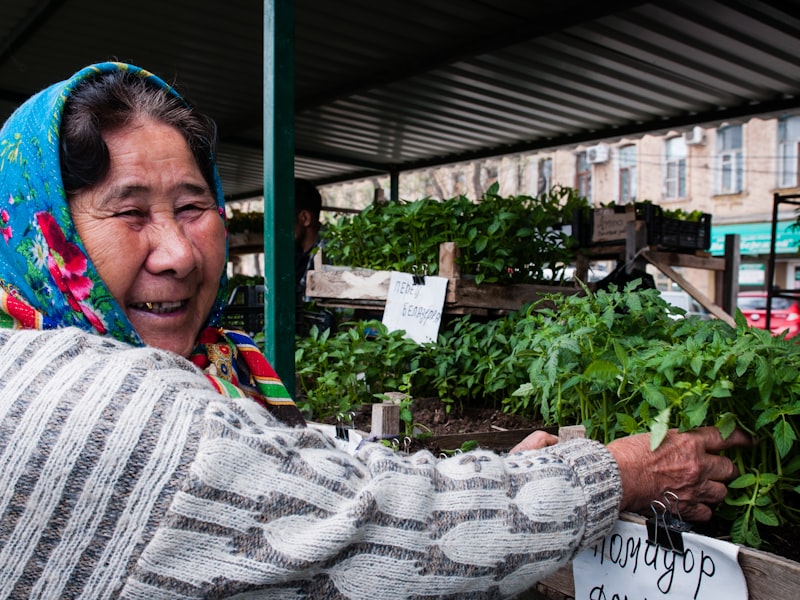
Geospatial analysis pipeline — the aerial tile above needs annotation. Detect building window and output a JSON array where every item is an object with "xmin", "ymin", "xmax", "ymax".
[
  {"xmin": 618, "ymin": 144, "xmax": 637, "ymax": 204},
  {"xmin": 664, "ymin": 136, "xmax": 687, "ymax": 199},
  {"xmin": 778, "ymin": 115, "xmax": 800, "ymax": 188},
  {"xmin": 575, "ymin": 152, "xmax": 592, "ymax": 201},
  {"xmin": 537, "ymin": 157, "xmax": 553, "ymax": 195},
  {"xmin": 716, "ymin": 124, "xmax": 743, "ymax": 194}
]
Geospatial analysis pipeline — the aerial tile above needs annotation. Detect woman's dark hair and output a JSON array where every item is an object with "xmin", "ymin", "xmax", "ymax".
[{"xmin": 60, "ymin": 70, "xmax": 218, "ymax": 196}]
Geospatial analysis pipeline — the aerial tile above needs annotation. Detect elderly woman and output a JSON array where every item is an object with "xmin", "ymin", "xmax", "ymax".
[{"xmin": 0, "ymin": 63, "xmax": 748, "ymax": 599}]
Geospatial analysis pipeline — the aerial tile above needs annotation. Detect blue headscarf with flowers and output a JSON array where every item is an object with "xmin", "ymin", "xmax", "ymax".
[
  {"xmin": 0, "ymin": 62, "xmax": 227, "ymax": 343},
  {"xmin": 0, "ymin": 62, "xmax": 304, "ymax": 426}
]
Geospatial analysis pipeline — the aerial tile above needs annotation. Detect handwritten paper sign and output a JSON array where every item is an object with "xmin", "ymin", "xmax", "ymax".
[
  {"xmin": 573, "ymin": 520, "xmax": 747, "ymax": 600},
  {"xmin": 592, "ymin": 206, "xmax": 636, "ymax": 242},
  {"xmin": 382, "ymin": 272, "xmax": 447, "ymax": 343}
]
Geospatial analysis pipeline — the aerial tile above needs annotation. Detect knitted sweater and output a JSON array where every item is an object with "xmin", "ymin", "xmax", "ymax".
[{"xmin": 0, "ymin": 328, "xmax": 622, "ymax": 599}]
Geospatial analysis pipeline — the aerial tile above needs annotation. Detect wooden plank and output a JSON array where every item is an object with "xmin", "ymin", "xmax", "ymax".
[
  {"xmin": 646, "ymin": 250, "xmax": 726, "ymax": 271},
  {"xmin": 739, "ymin": 544, "xmax": 800, "ymax": 600},
  {"xmin": 305, "ymin": 266, "xmax": 391, "ymax": 301},
  {"xmin": 371, "ymin": 402, "xmax": 400, "ymax": 438},
  {"xmin": 438, "ymin": 241, "xmax": 460, "ymax": 304},
  {"xmin": 429, "ymin": 427, "xmax": 557, "ymax": 452},
  {"xmin": 445, "ymin": 279, "xmax": 581, "ymax": 311},
  {"xmin": 720, "ymin": 234, "xmax": 741, "ymax": 315},
  {"xmin": 558, "ymin": 425, "xmax": 586, "ymax": 442},
  {"xmin": 643, "ymin": 250, "xmax": 736, "ymax": 326},
  {"xmin": 228, "ymin": 232, "xmax": 266, "ymax": 255}
]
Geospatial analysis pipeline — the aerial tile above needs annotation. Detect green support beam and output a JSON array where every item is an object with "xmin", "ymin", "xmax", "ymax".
[{"xmin": 263, "ymin": 0, "xmax": 296, "ymax": 393}]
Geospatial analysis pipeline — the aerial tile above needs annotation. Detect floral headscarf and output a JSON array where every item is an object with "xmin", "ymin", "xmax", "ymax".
[{"xmin": 0, "ymin": 62, "xmax": 304, "ymax": 427}]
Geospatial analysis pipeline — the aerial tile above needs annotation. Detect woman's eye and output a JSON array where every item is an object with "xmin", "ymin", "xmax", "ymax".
[
  {"xmin": 177, "ymin": 202, "xmax": 214, "ymax": 218},
  {"xmin": 115, "ymin": 209, "xmax": 145, "ymax": 218}
]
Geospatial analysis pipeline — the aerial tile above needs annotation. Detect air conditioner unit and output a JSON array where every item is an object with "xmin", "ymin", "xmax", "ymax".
[
  {"xmin": 684, "ymin": 126, "xmax": 706, "ymax": 146},
  {"xmin": 586, "ymin": 143, "xmax": 610, "ymax": 164}
]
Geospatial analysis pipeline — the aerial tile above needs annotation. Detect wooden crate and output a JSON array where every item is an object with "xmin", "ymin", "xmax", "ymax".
[{"xmin": 305, "ymin": 242, "xmax": 582, "ymax": 315}]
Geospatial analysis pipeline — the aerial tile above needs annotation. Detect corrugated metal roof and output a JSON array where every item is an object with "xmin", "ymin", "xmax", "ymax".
[{"xmin": 1, "ymin": 0, "xmax": 799, "ymax": 199}]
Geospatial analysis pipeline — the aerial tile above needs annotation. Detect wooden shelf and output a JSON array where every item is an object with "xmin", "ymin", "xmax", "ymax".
[
  {"xmin": 578, "ymin": 221, "xmax": 739, "ymax": 326},
  {"xmin": 305, "ymin": 241, "xmax": 582, "ymax": 316}
]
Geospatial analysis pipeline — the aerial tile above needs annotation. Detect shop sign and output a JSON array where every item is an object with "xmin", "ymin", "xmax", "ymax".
[{"xmin": 710, "ymin": 221, "xmax": 800, "ymax": 255}]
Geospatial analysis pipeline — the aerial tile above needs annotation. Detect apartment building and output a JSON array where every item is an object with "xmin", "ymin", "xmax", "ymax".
[{"xmin": 502, "ymin": 113, "xmax": 798, "ymax": 296}]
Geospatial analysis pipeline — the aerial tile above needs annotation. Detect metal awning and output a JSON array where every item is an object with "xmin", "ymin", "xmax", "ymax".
[{"xmin": 2, "ymin": 0, "xmax": 799, "ymax": 198}]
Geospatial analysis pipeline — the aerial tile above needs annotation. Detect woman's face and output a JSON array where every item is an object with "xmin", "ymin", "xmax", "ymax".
[{"xmin": 69, "ymin": 116, "xmax": 226, "ymax": 357}]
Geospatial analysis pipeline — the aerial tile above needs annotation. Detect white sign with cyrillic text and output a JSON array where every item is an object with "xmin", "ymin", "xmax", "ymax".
[
  {"xmin": 382, "ymin": 272, "xmax": 447, "ymax": 344},
  {"xmin": 573, "ymin": 520, "xmax": 746, "ymax": 600}
]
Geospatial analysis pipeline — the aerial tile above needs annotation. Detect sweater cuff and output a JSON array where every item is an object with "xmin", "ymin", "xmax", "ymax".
[{"xmin": 550, "ymin": 439, "xmax": 622, "ymax": 548}]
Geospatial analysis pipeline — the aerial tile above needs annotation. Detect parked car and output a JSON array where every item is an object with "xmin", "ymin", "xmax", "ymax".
[
  {"xmin": 737, "ymin": 291, "xmax": 800, "ymax": 338},
  {"xmin": 659, "ymin": 290, "xmax": 711, "ymax": 320}
]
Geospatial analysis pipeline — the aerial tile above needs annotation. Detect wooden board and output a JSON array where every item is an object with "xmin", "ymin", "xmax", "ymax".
[
  {"xmin": 305, "ymin": 242, "xmax": 582, "ymax": 314},
  {"xmin": 305, "ymin": 265, "xmax": 391, "ymax": 303},
  {"xmin": 427, "ymin": 427, "xmax": 556, "ymax": 452}
]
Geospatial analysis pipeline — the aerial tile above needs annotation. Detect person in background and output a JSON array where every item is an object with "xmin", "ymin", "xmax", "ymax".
[
  {"xmin": 0, "ymin": 62, "xmax": 750, "ymax": 599},
  {"xmin": 294, "ymin": 177, "xmax": 334, "ymax": 335},
  {"xmin": 294, "ymin": 177, "xmax": 323, "ymax": 287}
]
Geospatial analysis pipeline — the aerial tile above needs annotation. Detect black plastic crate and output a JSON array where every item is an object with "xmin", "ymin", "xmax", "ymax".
[
  {"xmin": 220, "ymin": 307, "xmax": 264, "ymax": 337},
  {"xmin": 221, "ymin": 285, "xmax": 265, "ymax": 336},
  {"xmin": 642, "ymin": 204, "xmax": 711, "ymax": 251}
]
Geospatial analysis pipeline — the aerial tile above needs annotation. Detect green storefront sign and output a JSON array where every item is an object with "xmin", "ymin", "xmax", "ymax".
[{"xmin": 710, "ymin": 221, "xmax": 800, "ymax": 255}]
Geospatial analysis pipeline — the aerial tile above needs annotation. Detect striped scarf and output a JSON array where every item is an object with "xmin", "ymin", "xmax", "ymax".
[{"xmin": 190, "ymin": 327, "xmax": 305, "ymax": 426}]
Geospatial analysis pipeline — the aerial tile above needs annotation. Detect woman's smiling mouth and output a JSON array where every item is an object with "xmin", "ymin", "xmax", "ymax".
[{"xmin": 131, "ymin": 300, "xmax": 187, "ymax": 314}]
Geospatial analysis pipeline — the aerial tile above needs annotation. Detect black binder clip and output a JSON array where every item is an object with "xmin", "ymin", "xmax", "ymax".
[
  {"xmin": 336, "ymin": 411, "xmax": 356, "ymax": 440},
  {"xmin": 412, "ymin": 264, "xmax": 427, "ymax": 285},
  {"xmin": 646, "ymin": 492, "xmax": 692, "ymax": 555}
]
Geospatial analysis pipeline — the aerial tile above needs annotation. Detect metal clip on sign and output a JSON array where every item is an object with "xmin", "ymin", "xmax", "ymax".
[
  {"xmin": 412, "ymin": 264, "xmax": 428, "ymax": 285},
  {"xmin": 336, "ymin": 411, "xmax": 356, "ymax": 440},
  {"xmin": 646, "ymin": 492, "xmax": 692, "ymax": 555}
]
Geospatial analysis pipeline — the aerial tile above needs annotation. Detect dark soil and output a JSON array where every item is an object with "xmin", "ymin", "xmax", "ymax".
[
  {"xmin": 325, "ymin": 397, "xmax": 800, "ymax": 563},
  {"xmin": 337, "ymin": 396, "xmax": 544, "ymax": 453}
]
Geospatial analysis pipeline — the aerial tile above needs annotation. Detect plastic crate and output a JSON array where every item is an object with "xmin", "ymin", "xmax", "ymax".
[
  {"xmin": 642, "ymin": 203, "xmax": 711, "ymax": 251},
  {"xmin": 221, "ymin": 285, "xmax": 265, "ymax": 336},
  {"xmin": 220, "ymin": 307, "xmax": 264, "ymax": 337}
]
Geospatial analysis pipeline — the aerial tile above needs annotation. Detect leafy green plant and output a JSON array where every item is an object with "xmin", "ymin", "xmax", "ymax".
[
  {"xmin": 294, "ymin": 278, "xmax": 799, "ymax": 550},
  {"xmin": 226, "ymin": 209, "xmax": 265, "ymax": 234},
  {"xmin": 321, "ymin": 184, "xmax": 589, "ymax": 284},
  {"xmin": 503, "ymin": 283, "xmax": 800, "ymax": 548},
  {"xmin": 413, "ymin": 312, "xmax": 525, "ymax": 413},
  {"xmin": 294, "ymin": 320, "xmax": 421, "ymax": 420},
  {"xmin": 596, "ymin": 200, "xmax": 705, "ymax": 223}
]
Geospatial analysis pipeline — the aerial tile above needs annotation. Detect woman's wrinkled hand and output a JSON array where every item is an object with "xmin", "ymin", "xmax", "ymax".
[
  {"xmin": 607, "ymin": 426, "xmax": 754, "ymax": 522},
  {"xmin": 510, "ymin": 430, "xmax": 559, "ymax": 453}
]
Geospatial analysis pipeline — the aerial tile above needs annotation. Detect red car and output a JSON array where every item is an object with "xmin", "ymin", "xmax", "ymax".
[{"xmin": 737, "ymin": 291, "xmax": 800, "ymax": 338}]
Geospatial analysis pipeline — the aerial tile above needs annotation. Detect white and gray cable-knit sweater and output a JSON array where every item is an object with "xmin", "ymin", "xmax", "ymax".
[{"xmin": 0, "ymin": 327, "xmax": 621, "ymax": 599}]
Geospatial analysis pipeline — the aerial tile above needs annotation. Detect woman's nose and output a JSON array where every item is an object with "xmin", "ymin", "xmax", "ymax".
[{"xmin": 146, "ymin": 219, "xmax": 197, "ymax": 278}]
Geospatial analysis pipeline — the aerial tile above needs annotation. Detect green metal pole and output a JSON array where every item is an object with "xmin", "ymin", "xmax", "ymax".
[{"xmin": 263, "ymin": 0, "xmax": 296, "ymax": 394}]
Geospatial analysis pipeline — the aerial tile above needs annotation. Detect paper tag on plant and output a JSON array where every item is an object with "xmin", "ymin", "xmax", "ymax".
[{"xmin": 382, "ymin": 272, "xmax": 447, "ymax": 344}]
